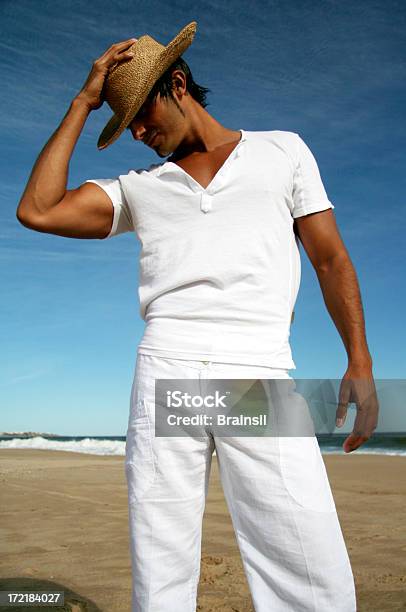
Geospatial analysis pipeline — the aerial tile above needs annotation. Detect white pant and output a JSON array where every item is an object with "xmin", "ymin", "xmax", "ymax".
[{"xmin": 125, "ymin": 353, "xmax": 356, "ymax": 611}]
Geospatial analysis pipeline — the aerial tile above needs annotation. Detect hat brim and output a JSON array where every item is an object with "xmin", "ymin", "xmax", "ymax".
[{"xmin": 97, "ymin": 21, "xmax": 197, "ymax": 150}]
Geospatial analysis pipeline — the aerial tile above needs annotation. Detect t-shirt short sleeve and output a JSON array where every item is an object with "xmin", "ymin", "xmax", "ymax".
[
  {"xmin": 290, "ymin": 134, "xmax": 335, "ymax": 219},
  {"xmin": 84, "ymin": 177, "xmax": 134, "ymax": 239}
]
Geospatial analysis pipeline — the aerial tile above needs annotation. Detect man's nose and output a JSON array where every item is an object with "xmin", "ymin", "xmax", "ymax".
[{"xmin": 129, "ymin": 122, "xmax": 148, "ymax": 141}]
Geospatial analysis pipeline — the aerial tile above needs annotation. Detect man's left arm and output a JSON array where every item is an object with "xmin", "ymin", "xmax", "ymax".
[{"xmin": 294, "ymin": 209, "xmax": 379, "ymax": 453}]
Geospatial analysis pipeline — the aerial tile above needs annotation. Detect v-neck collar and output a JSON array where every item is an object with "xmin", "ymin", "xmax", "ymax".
[{"xmin": 156, "ymin": 129, "xmax": 247, "ymax": 193}]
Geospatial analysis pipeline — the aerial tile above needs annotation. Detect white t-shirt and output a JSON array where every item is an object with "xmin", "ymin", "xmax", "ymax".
[{"xmin": 85, "ymin": 129, "xmax": 334, "ymax": 369}]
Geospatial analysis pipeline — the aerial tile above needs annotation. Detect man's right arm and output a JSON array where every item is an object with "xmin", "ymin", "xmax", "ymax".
[
  {"xmin": 16, "ymin": 98, "xmax": 116, "ymax": 239},
  {"xmin": 16, "ymin": 38, "xmax": 137, "ymax": 239}
]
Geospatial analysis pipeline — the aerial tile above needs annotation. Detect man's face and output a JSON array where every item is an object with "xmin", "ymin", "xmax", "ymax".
[{"xmin": 126, "ymin": 71, "xmax": 188, "ymax": 158}]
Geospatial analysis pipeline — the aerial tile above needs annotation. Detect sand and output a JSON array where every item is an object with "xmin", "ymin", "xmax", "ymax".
[{"xmin": 0, "ymin": 449, "xmax": 405, "ymax": 611}]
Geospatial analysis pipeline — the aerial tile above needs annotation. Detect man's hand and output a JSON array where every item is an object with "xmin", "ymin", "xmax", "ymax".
[
  {"xmin": 336, "ymin": 364, "xmax": 379, "ymax": 453},
  {"xmin": 75, "ymin": 38, "xmax": 138, "ymax": 111}
]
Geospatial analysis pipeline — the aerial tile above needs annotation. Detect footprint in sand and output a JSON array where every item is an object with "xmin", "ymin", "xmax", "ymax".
[{"xmin": 202, "ymin": 555, "xmax": 224, "ymax": 566}]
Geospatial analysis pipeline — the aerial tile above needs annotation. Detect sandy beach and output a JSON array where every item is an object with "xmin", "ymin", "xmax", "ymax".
[{"xmin": 0, "ymin": 449, "xmax": 405, "ymax": 611}]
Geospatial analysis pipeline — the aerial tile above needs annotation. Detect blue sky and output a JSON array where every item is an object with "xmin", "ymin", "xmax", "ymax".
[{"xmin": 1, "ymin": 1, "xmax": 405, "ymax": 436}]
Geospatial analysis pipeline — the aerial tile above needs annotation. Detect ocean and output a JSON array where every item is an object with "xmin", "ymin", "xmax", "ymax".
[{"xmin": 0, "ymin": 433, "xmax": 405, "ymax": 456}]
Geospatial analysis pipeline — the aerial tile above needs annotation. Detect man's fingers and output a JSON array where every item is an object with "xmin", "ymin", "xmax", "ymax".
[
  {"xmin": 338, "ymin": 374, "xmax": 380, "ymax": 451},
  {"xmin": 335, "ymin": 408, "xmax": 347, "ymax": 427},
  {"xmin": 364, "ymin": 411, "xmax": 379, "ymax": 438},
  {"xmin": 352, "ymin": 383, "xmax": 379, "ymax": 436},
  {"xmin": 344, "ymin": 430, "xmax": 371, "ymax": 452},
  {"xmin": 343, "ymin": 433, "xmax": 365, "ymax": 453},
  {"xmin": 109, "ymin": 38, "xmax": 137, "ymax": 50},
  {"xmin": 336, "ymin": 378, "xmax": 351, "ymax": 427},
  {"xmin": 118, "ymin": 38, "xmax": 138, "ymax": 45},
  {"xmin": 344, "ymin": 405, "xmax": 377, "ymax": 452},
  {"xmin": 98, "ymin": 38, "xmax": 138, "ymax": 62},
  {"xmin": 96, "ymin": 51, "xmax": 134, "ymax": 71}
]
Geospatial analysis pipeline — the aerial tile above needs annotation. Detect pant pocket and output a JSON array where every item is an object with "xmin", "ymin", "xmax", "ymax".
[
  {"xmin": 125, "ymin": 399, "xmax": 156, "ymax": 503},
  {"xmin": 279, "ymin": 436, "xmax": 337, "ymax": 513}
]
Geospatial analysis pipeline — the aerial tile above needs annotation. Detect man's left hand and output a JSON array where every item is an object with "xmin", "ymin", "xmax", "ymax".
[{"xmin": 336, "ymin": 365, "xmax": 379, "ymax": 453}]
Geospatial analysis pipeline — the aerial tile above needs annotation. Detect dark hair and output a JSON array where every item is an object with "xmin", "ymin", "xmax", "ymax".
[
  {"xmin": 126, "ymin": 57, "xmax": 211, "ymax": 127},
  {"xmin": 148, "ymin": 56, "xmax": 210, "ymax": 107}
]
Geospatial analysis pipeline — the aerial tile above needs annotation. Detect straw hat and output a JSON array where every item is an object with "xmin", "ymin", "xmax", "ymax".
[{"xmin": 97, "ymin": 21, "xmax": 197, "ymax": 150}]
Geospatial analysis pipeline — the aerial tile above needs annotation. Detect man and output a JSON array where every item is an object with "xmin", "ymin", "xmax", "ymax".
[{"xmin": 17, "ymin": 22, "xmax": 378, "ymax": 612}]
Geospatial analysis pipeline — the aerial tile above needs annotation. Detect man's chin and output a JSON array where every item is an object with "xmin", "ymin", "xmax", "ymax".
[{"xmin": 156, "ymin": 149, "xmax": 171, "ymax": 159}]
